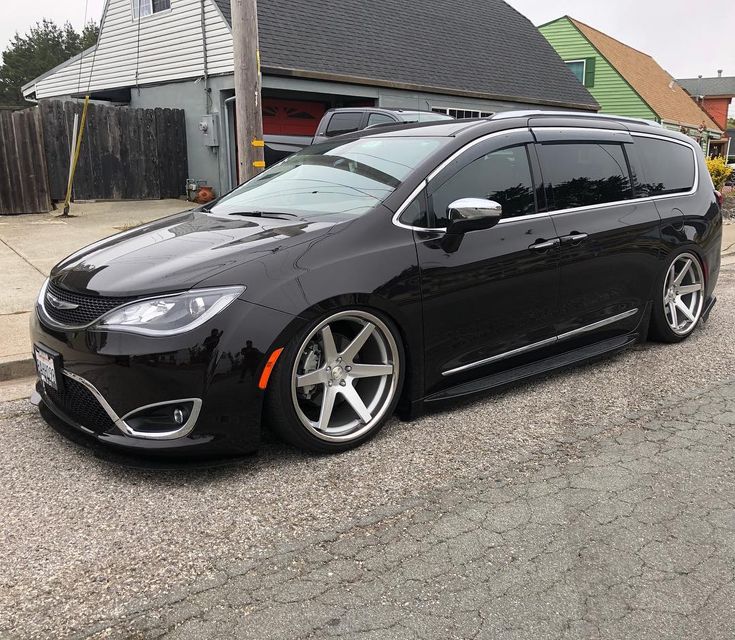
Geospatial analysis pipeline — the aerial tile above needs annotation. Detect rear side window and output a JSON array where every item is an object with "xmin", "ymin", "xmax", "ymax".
[
  {"xmin": 633, "ymin": 137, "xmax": 696, "ymax": 196},
  {"xmin": 539, "ymin": 142, "xmax": 633, "ymax": 210},
  {"xmin": 325, "ymin": 112, "xmax": 363, "ymax": 137}
]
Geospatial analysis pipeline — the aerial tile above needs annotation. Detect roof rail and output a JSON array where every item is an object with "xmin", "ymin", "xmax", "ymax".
[{"xmin": 490, "ymin": 110, "xmax": 663, "ymax": 128}]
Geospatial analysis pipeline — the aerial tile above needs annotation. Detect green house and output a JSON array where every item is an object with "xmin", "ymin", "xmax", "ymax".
[{"xmin": 540, "ymin": 16, "xmax": 722, "ymax": 152}]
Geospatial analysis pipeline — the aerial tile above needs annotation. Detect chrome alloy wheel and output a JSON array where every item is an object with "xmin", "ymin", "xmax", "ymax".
[
  {"xmin": 291, "ymin": 310, "xmax": 400, "ymax": 442},
  {"xmin": 663, "ymin": 253, "xmax": 705, "ymax": 336}
]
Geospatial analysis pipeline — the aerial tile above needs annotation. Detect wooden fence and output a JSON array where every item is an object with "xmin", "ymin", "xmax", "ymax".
[
  {"xmin": 41, "ymin": 100, "xmax": 188, "ymax": 201},
  {"xmin": 0, "ymin": 108, "xmax": 51, "ymax": 214}
]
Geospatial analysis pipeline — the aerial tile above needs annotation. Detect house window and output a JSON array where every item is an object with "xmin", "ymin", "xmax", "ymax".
[
  {"xmin": 431, "ymin": 107, "xmax": 494, "ymax": 120},
  {"xmin": 565, "ymin": 60, "xmax": 586, "ymax": 84},
  {"xmin": 132, "ymin": 0, "xmax": 171, "ymax": 19}
]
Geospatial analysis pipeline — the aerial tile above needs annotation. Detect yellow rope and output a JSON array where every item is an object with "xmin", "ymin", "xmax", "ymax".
[{"xmin": 62, "ymin": 95, "xmax": 91, "ymax": 216}]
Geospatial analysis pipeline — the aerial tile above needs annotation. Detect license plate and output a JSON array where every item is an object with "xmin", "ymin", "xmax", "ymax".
[{"xmin": 34, "ymin": 345, "xmax": 61, "ymax": 391}]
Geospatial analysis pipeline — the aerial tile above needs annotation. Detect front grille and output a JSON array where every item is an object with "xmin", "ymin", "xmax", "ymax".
[
  {"xmin": 44, "ymin": 376, "xmax": 117, "ymax": 434},
  {"xmin": 44, "ymin": 282, "xmax": 134, "ymax": 326}
]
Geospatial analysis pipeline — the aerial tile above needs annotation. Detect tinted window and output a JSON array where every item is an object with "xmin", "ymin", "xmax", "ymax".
[
  {"xmin": 325, "ymin": 112, "xmax": 363, "ymax": 137},
  {"xmin": 430, "ymin": 145, "xmax": 536, "ymax": 227},
  {"xmin": 367, "ymin": 113, "xmax": 396, "ymax": 128},
  {"xmin": 212, "ymin": 137, "xmax": 447, "ymax": 219},
  {"xmin": 399, "ymin": 192, "xmax": 428, "ymax": 227},
  {"xmin": 539, "ymin": 143, "xmax": 633, "ymax": 210},
  {"xmin": 633, "ymin": 137, "xmax": 696, "ymax": 196}
]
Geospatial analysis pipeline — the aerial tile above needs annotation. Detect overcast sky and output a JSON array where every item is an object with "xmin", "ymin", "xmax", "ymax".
[{"xmin": 2, "ymin": 0, "xmax": 734, "ymax": 108}]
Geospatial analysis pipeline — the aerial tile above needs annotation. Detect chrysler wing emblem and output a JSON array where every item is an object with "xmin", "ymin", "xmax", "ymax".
[{"xmin": 46, "ymin": 292, "xmax": 79, "ymax": 310}]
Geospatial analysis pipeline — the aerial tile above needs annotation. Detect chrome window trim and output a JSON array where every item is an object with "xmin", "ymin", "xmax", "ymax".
[
  {"xmin": 55, "ymin": 369, "xmax": 202, "ymax": 440},
  {"xmin": 442, "ymin": 308, "xmax": 639, "ymax": 376},
  {"xmin": 392, "ymin": 127, "xmax": 531, "ymax": 232},
  {"xmin": 391, "ymin": 125, "xmax": 700, "ymax": 233}
]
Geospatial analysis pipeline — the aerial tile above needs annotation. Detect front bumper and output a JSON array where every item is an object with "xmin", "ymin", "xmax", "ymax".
[{"xmin": 30, "ymin": 299, "xmax": 299, "ymax": 456}]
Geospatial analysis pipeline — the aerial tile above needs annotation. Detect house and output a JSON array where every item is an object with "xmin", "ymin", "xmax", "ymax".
[
  {"xmin": 22, "ymin": 0, "xmax": 598, "ymax": 197},
  {"xmin": 539, "ymin": 16, "xmax": 723, "ymax": 154},
  {"xmin": 676, "ymin": 73, "xmax": 735, "ymax": 159}
]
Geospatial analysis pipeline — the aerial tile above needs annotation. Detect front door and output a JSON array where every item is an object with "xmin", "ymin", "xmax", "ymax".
[
  {"xmin": 533, "ymin": 129, "xmax": 662, "ymax": 339},
  {"xmin": 413, "ymin": 132, "xmax": 560, "ymax": 392}
]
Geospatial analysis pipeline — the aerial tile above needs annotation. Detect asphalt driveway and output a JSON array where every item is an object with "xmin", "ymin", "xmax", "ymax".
[{"xmin": 1, "ymin": 266, "xmax": 734, "ymax": 639}]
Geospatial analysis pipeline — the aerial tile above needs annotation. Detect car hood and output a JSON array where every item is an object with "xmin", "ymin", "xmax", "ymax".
[{"xmin": 50, "ymin": 210, "xmax": 338, "ymax": 296}]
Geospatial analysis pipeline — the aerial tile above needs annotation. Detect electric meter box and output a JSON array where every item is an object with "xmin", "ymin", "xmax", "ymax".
[{"xmin": 199, "ymin": 114, "xmax": 219, "ymax": 147}]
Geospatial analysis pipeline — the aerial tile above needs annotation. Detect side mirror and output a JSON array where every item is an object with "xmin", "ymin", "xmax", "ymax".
[{"xmin": 446, "ymin": 198, "xmax": 502, "ymax": 234}]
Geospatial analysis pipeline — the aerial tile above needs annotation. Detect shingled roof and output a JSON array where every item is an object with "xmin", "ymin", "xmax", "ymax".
[
  {"xmin": 677, "ymin": 76, "xmax": 735, "ymax": 98},
  {"xmin": 212, "ymin": 0, "xmax": 598, "ymax": 110},
  {"xmin": 567, "ymin": 17, "xmax": 720, "ymax": 131}
]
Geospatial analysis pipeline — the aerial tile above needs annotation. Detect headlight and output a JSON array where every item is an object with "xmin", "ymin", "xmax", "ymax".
[{"xmin": 94, "ymin": 286, "xmax": 245, "ymax": 336}]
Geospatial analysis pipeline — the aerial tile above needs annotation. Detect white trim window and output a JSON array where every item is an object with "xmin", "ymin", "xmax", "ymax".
[
  {"xmin": 432, "ymin": 107, "xmax": 494, "ymax": 120},
  {"xmin": 565, "ymin": 59, "xmax": 587, "ymax": 84},
  {"xmin": 132, "ymin": 0, "xmax": 171, "ymax": 19}
]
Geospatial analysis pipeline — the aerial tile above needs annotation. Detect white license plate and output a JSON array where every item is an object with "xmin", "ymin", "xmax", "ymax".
[{"xmin": 34, "ymin": 346, "xmax": 59, "ymax": 390}]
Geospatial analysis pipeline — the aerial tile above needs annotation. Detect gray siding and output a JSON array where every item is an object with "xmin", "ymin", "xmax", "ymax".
[{"xmin": 131, "ymin": 75, "xmax": 555, "ymax": 197}]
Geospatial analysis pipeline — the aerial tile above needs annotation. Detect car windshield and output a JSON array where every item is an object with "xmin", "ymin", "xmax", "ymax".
[{"xmin": 209, "ymin": 136, "xmax": 446, "ymax": 218}]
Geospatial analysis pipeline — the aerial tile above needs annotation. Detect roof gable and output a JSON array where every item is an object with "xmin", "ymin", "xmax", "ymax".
[
  {"xmin": 215, "ymin": 0, "xmax": 598, "ymax": 109},
  {"xmin": 568, "ymin": 17, "xmax": 720, "ymax": 131}
]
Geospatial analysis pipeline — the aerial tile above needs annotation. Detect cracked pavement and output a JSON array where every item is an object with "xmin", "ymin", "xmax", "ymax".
[
  {"xmin": 82, "ymin": 380, "xmax": 735, "ymax": 639},
  {"xmin": 1, "ymin": 266, "xmax": 734, "ymax": 639}
]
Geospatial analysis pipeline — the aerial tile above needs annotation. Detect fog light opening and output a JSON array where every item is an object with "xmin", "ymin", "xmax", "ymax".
[{"xmin": 123, "ymin": 400, "xmax": 196, "ymax": 434}]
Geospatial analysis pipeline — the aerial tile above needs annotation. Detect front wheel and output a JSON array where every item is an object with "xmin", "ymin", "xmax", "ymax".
[
  {"xmin": 265, "ymin": 309, "xmax": 404, "ymax": 453},
  {"xmin": 649, "ymin": 250, "xmax": 706, "ymax": 343}
]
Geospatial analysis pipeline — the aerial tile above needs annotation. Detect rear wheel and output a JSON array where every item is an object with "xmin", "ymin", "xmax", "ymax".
[
  {"xmin": 650, "ymin": 250, "xmax": 705, "ymax": 343},
  {"xmin": 266, "ymin": 309, "xmax": 403, "ymax": 453}
]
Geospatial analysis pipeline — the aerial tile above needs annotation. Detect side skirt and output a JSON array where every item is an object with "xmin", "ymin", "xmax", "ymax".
[{"xmin": 424, "ymin": 332, "xmax": 640, "ymax": 404}]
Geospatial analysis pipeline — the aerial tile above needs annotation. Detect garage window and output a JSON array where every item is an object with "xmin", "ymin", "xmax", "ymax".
[{"xmin": 539, "ymin": 142, "xmax": 633, "ymax": 211}]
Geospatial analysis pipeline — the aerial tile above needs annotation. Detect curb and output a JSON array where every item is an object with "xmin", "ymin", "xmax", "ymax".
[{"xmin": 0, "ymin": 358, "xmax": 35, "ymax": 382}]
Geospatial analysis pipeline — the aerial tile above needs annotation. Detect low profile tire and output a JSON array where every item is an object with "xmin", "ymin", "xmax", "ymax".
[
  {"xmin": 649, "ymin": 249, "xmax": 706, "ymax": 343},
  {"xmin": 265, "ymin": 308, "xmax": 404, "ymax": 453}
]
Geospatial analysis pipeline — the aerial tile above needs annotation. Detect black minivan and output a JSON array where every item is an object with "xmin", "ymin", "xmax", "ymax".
[{"xmin": 31, "ymin": 111, "xmax": 721, "ymax": 456}]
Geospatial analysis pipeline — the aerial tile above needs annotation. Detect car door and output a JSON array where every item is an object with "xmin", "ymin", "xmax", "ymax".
[
  {"xmin": 408, "ymin": 130, "xmax": 561, "ymax": 391},
  {"xmin": 533, "ymin": 127, "xmax": 662, "ymax": 339}
]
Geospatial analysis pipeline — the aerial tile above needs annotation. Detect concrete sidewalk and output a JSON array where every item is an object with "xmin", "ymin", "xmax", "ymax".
[{"xmin": 0, "ymin": 200, "xmax": 190, "ymax": 381}]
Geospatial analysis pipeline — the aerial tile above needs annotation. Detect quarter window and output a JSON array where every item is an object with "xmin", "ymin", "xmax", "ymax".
[
  {"xmin": 539, "ymin": 143, "xmax": 633, "ymax": 211},
  {"xmin": 366, "ymin": 113, "xmax": 396, "ymax": 128},
  {"xmin": 325, "ymin": 112, "xmax": 363, "ymax": 137},
  {"xmin": 430, "ymin": 145, "xmax": 536, "ymax": 227},
  {"xmin": 633, "ymin": 137, "xmax": 696, "ymax": 196}
]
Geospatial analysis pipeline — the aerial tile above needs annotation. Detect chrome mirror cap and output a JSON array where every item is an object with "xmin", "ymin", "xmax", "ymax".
[{"xmin": 446, "ymin": 198, "xmax": 503, "ymax": 234}]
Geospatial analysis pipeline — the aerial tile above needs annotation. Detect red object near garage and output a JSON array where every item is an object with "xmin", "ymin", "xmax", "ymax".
[{"xmin": 262, "ymin": 98, "xmax": 326, "ymax": 136}]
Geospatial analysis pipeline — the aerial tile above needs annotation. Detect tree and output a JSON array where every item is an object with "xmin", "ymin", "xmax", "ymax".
[{"xmin": 0, "ymin": 19, "xmax": 99, "ymax": 107}]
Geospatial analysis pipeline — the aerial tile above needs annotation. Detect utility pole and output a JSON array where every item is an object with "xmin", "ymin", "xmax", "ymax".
[{"xmin": 231, "ymin": 0, "xmax": 265, "ymax": 184}]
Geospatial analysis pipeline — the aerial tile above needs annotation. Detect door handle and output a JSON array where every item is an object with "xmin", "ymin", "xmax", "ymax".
[
  {"xmin": 528, "ymin": 238, "xmax": 560, "ymax": 251},
  {"xmin": 560, "ymin": 232, "xmax": 588, "ymax": 245}
]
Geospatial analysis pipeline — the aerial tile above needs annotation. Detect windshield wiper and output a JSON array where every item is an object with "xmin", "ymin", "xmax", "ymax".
[{"xmin": 226, "ymin": 211, "xmax": 301, "ymax": 220}]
